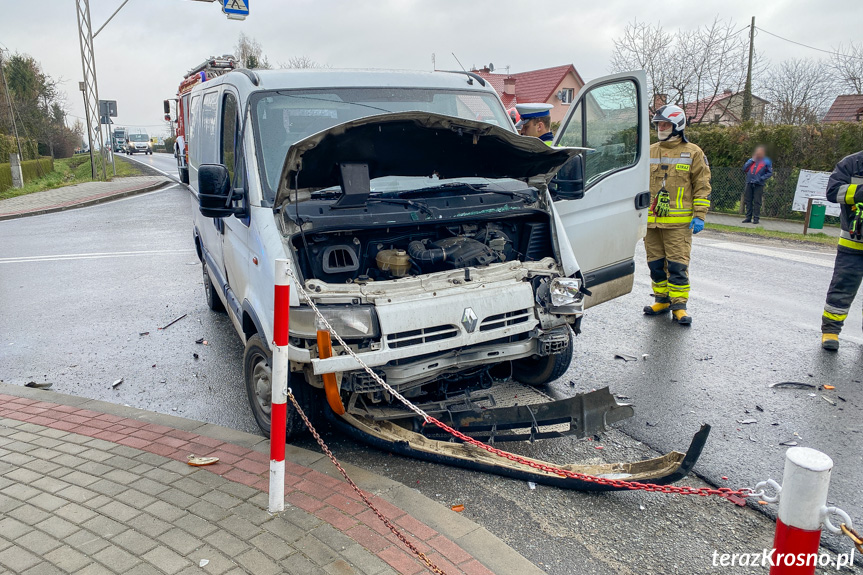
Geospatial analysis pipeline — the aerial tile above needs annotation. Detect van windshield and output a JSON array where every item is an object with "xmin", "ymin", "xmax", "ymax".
[
  {"xmin": 251, "ymin": 88, "xmax": 513, "ymax": 204},
  {"xmin": 129, "ymin": 134, "xmax": 149, "ymax": 142}
]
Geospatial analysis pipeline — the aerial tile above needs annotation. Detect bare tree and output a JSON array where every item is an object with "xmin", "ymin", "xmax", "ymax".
[
  {"xmin": 831, "ymin": 42, "xmax": 863, "ymax": 94},
  {"xmin": 761, "ymin": 58, "xmax": 835, "ymax": 125},
  {"xmin": 234, "ymin": 33, "xmax": 271, "ymax": 70},
  {"xmin": 279, "ymin": 55, "xmax": 325, "ymax": 69},
  {"xmin": 610, "ymin": 18, "xmax": 751, "ymax": 122}
]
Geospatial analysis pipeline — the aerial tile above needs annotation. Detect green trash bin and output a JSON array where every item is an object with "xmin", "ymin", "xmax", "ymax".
[{"xmin": 809, "ymin": 203, "xmax": 826, "ymax": 230}]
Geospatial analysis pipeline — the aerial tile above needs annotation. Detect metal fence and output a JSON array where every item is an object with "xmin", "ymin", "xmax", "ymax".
[{"xmin": 708, "ymin": 166, "xmax": 839, "ymax": 225}]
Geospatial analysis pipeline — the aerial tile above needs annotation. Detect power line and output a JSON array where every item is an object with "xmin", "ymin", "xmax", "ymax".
[{"xmin": 755, "ymin": 26, "xmax": 863, "ymax": 61}]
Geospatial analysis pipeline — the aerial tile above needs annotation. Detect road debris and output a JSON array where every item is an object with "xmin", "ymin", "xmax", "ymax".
[
  {"xmin": 158, "ymin": 313, "xmax": 187, "ymax": 330},
  {"xmin": 780, "ymin": 440, "xmax": 798, "ymax": 446},
  {"xmin": 199, "ymin": 560, "xmax": 209, "ymax": 568},
  {"xmin": 696, "ymin": 355, "xmax": 713, "ymax": 361},
  {"xmin": 736, "ymin": 419, "xmax": 757, "ymax": 424},
  {"xmin": 24, "ymin": 381, "xmax": 52, "ymax": 389},
  {"xmin": 111, "ymin": 378, "xmax": 123, "ymax": 389},
  {"xmin": 195, "ymin": 337, "xmax": 209, "ymax": 345},
  {"xmin": 187, "ymin": 455, "xmax": 219, "ymax": 466},
  {"xmin": 451, "ymin": 504, "xmax": 465, "ymax": 512},
  {"xmin": 822, "ymin": 396, "xmax": 836, "ymax": 406},
  {"xmin": 824, "ymin": 385, "xmax": 835, "ymax": 390},
  {"xmin": 139, "ymin": 332, "xmax": 149, "ymax": 336},
  {"xmin": 641, "ymin": 354, "xmax": 649, "ymax": 360},
  {"xmin": 614, "ymin": 352, "xmax": 638, "ymax": 362},
  {"xmin": 528, "ymin": 481, "xmax": 537, "ymax": 490},
  {"xmin": 193, "ymin": 353, "xmax": 199, "ymax": 360},
  {"xmin": 770, "ymin": 381, "xmax": 816, "ymax": 389}
]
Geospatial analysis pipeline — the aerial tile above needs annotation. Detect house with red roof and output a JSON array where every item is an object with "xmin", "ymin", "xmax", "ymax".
[
  {"xmin": 823, "ymin": 95, "xmax": 863, "ymax": 123},
  {"xmin": 471, "ymin": 64, "xmax": 585, "ymax": 124},
  {"xmin": 676, "ymin": 89, "xmax": 768, "ymax": 126}
]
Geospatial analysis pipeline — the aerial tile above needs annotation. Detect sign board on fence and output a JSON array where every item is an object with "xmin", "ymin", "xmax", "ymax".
[{"xmin": 792, "ymin": 170, "xmax": 839, "ymax": 217}]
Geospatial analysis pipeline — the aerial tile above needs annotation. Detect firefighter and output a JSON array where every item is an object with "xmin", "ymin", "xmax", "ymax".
[
  {"xmin": 515, "ymin": 103, "xmax": 554, "ymax": 145},
  {"xmin": 643, "ymin": 104, "xmax": 711, "ymax": 325},
  {"xmin": 820, "ymin": 150, "xmax": 863, "ymax": 351}
]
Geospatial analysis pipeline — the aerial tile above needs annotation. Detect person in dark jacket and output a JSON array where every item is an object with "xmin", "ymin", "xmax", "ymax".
[
  {"xmin": 820, "ymin": 150, "xmax": 863, "ymax": 350},
  {"xmin": 742, "ymin": 146, "xmax": 773, "ymax": 224}
]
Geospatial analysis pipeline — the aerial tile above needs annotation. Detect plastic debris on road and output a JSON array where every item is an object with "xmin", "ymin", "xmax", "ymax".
[
  {"xmin": 528, "ymin": 482, "xmax": 536, "ymax": 490},
  {"xmin": 614, "ymin": 352, "xmax": 638, "ymax": 362},
  {"xmin": 111, "ymin": 378, "xmax": 123, "ymax": 389},
  {"xmin": 770, "ymin": 381, "xmax": 816, "ymax": 389},
  {"xmin": 24, "ymin": 381, "xmax": 52, "ymax": 389},
  {"xmin": 451, "ymin": 504, "xmax": 465, "ymax": 512},
  {"xmin": 187, "ymin": 455, "xmax": 219, "ymax": 466}
]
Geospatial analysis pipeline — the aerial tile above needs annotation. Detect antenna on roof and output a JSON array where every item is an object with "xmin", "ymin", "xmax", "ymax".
[
  {"xmin": 451, "ymin": 52, "xmax": 466, "ymax": 72},
  {"xmin": 488, "ymin": 63, "xmax": 495, "ymax": 72},
  {"xmin": 431, "ymin": 53, "xmax": 436, "ymax": 71}
]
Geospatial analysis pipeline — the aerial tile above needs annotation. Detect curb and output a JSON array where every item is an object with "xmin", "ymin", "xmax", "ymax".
[
  {"xmin": 0, "ymin": 179, "xmax": 173, "ymax": 221},
  {"xmin": 0, "ymin": 382, "xmax": 546, "ymax": 575}
]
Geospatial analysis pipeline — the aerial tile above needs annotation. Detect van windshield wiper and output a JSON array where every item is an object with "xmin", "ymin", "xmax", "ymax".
[
  {"xmin": 396, "ymin": 182, "xmax": 532, "ymax": 201},
  {"xmin": 366, "ymin": 197, "xmax": 435, "ymax": 218}
]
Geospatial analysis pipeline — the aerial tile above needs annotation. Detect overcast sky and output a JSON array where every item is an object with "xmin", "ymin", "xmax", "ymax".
[{"xmin": 2, "ymin": 0, "xmax": 861, "ymax": 137}]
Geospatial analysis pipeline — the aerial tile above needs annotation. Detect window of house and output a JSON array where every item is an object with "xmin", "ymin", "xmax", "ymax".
[{"xmin": 559, "ymin": 88, "xmax": 574, "ymax": 104}]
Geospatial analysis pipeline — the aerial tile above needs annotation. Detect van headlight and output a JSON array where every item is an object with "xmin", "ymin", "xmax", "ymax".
[
  {"xmin": 290, "ymin": 305, "xmax": 380, "ymax": 339},
  {"xmin": 549, "ymin": 277, "xmax": 583, "ymax": 307}
]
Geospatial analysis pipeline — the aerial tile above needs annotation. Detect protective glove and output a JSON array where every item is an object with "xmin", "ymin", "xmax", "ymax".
[
  {"xmin": 689, "ymin": 217, "xmax": 705, "ymax": 234},
  {"xmin": 654, "ymin": 189, "xmax": 671, "ymax": 218},
  {"xmin": 851, "ymin": 204, "xmax": 863, "ymax": 240}
]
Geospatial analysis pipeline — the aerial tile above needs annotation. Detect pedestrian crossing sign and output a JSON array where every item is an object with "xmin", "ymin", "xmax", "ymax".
[{"xmin": 222, "ymin": 0, "xmax": 248, "ymax": 20}]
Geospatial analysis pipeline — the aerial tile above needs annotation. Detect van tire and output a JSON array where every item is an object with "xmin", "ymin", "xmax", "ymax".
[
  {"xmin": 243, "ymin": 334, "xmax": 318, "ymax": 439},
  {"xmin": 179, "ymin": 167, "xmax": 189, "ymax": 184},
  {"xmin": 512, "ymin": 333, "xmax": 573, "ymax": 387},
  {"xmin": 202, "ymin": 262, "xmax": 225, "ymax": 312}
]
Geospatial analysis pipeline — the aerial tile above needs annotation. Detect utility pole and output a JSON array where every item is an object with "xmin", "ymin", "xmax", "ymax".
[
  {"xmin": 741, "ymin": 16, "xmax": 755, "ymax": 122},
  {"xmin": 0, "ymin": 50, "xmax": 25, "ymax": 162},
  {"xmin": 76, "ymin": 0, "xmax": 107, "ymax": 180},
  {"xmin": 79, "ymin": 81, "xmax": 95, "ymax": 174}
]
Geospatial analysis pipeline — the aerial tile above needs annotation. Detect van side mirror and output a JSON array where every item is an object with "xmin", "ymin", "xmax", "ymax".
[
  {"xmin": 163, "ymin": 100, "xmax": 171, "ymax": 115},
  {"xmin": 198, "ymin": 164, "xmax": 243, "ymax": 218},
  {"xmin": 549, "ymin": 155, "xmax": 585, "ymax": 200}
]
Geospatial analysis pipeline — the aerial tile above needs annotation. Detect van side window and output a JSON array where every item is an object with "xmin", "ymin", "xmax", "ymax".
[
  {"xmin": 188, "ymin": 95, "xmax": 200, "ymax": 167},
  {"xmin": 221, "ymin": 92, "xmax": 241, "ymax": 185},
  {"xmin": 200, "ymin": 91, "xmax": 219, "ymax": 164}
]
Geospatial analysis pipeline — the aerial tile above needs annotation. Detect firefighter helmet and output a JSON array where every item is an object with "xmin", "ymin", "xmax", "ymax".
[{"xmin": 652, "ymin": 104, "xmax": 686, "ymax": 132}]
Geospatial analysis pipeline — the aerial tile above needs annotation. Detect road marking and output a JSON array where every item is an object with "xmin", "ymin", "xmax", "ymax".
[
  {"xmin": 702, "ymin": 241, "xmax": 834, "ymax": 268},
  {"xmin": 0, "ymin": 249, "xmax": 195, "ymax": 264}
]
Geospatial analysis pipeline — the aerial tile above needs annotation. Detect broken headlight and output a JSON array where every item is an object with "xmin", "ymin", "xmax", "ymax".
[
  {"xmin": 290, "ymin": 305, "xmax": 380, "ymax": 339},
  {"xmin": 549, "ymin": 277, "xmax": 583, "ymax": 307}
]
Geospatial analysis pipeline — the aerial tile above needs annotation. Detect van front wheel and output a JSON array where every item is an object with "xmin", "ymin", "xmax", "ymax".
[
  {"xmin": 243, "ymin": 334, "xmax": 318, "ymax": 439},
  {"xmin": 512, "ymin": 334, "xmax": 573, "ymax": 387}
]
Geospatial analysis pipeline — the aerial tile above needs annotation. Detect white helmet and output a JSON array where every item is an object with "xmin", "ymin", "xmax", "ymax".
[{"xmin": 652, "ymin": 104, "xmax": 686, "ymax": 133}]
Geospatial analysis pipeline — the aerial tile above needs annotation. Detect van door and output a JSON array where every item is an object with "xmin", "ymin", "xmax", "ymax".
[
  {"xmin": 219, "ymin": 88, "xmax": 251, "ymax": 331},
  {"xmin": 552, "ymin": 71, "xmax": 649, "ymax": 308}
]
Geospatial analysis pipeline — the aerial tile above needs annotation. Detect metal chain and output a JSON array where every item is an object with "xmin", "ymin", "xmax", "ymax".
[
  {"xmin": 286, "ymin": 390, "xmax": 447, "ymax": 575},
  {"xmin": 283, "ymin": 266, "xmax": 754, "ymax": 502},
  {"xmin": 840, "ymin": 523, "xmax": 863, "ymax": 554}
]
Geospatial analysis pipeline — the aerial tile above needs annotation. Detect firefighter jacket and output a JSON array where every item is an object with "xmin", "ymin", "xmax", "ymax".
[
  {"xmin": 825, "ymin": 151, "xmax": 863, "ymax": 253},
  {"xmin": 648, "ymin": 138, "xmax": 712, "ymax": 228}
]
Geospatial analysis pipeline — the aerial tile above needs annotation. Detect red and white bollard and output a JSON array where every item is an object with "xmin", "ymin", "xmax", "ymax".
[
  {"xmin": 269, "ymin": 259, "xmax": 291, "ymax": 513},
  {"xmin": 769, "ymin": 447, "xmax": 833, "ymax": 574}
]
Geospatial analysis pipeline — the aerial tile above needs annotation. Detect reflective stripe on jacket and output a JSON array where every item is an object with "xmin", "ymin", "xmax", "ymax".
[
  {"xmin": 648, "ymin": 139, "xmax": 712, "ymax": 228},
  {"xmin": 825, "ymin": 152, "xmax": 863, "ymax": 254}
]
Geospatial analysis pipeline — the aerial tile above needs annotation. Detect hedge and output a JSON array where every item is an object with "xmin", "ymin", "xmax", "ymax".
[
  {"xmin": 0, "ymin": 156, "xmax": 54, "ymax": 193},
  {"xmin": 0, "ymin": 134, "xmax": 38, "ymax": 162},
  {"xmin": 684, "ymin": 122, "xmax": 863, "ymax": 171}
]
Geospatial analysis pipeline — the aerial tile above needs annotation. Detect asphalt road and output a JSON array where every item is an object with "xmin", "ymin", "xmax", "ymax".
[
  {"xmin": 2, "ymin": 180, "xmax": 861, "ymax": 574},
  {"xmin": 123, "ymin": 151, "xmax": 182, "ymax": 181}
]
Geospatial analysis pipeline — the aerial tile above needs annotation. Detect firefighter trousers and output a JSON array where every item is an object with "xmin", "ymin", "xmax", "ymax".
[
  {"xmin": 822, "ymin": 249, "xmax": 863, "ymax": 334},
  {"xmin": 645, "ymin": 227, "xmax": 693, "ymax": 310}
]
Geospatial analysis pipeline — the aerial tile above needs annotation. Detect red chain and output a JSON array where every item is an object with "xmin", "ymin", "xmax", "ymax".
[{"xmin": 424, "ymin": 415, "xmax": 752, "ymax": 502}]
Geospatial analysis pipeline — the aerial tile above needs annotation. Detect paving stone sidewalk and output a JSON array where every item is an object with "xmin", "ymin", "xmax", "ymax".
[
  {"xmin": 0, "ymin": 176, "xmax": 170, "ymax": 221},
  {"xmin": 0, "ymin": 387, "xmax": 533, "ymax": 575}
]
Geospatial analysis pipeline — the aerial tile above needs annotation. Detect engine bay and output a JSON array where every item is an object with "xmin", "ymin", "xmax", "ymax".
[{"xmin": 291, "ymin": 215, "xmax": 555, "ymax": 284}]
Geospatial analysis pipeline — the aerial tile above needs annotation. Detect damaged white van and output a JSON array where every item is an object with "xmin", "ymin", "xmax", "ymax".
[{"xmin": 186, "ymin": 68, "xmax": 708, "ymax": 489}]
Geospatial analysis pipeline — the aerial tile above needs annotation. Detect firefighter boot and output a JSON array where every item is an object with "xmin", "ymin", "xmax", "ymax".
[
  {"xmin": 672, "ymin": 309, "xmax": 692, "ymax": 325},
  {"xmin": 643, "ymin": 302, "xmax": 670, "ymax": 315},
  {"xmin": 821, "ymin": 333, "xmax": 839, "ymax": 351}
]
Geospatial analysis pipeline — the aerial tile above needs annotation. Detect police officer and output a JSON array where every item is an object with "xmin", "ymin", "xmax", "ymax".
[
  {"xmin": 820, "ymin": 150, "xmax": 863, "ymax": 351},
  {"xmin": 643, "ymin": 105, "xmax": 711, "ymax": 325},
  {"xmin": 515, "ymin": 103, "xmax": 554, "ymax": 145}
]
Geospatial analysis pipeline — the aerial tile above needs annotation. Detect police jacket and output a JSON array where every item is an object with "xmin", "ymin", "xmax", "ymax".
[
  {"xmin": 648, "ymin": 137, "xmax": 712, "ymax": 229},
  {"xmin": 743, "ymin": 157, "xmax": 773, "ymax": 186},
  {"xmin": 826, "ymin": 151, "xmax": 863, "ymax": 253}
]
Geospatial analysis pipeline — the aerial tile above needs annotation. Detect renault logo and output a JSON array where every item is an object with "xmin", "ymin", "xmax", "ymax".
[{"xmin": 461, "ymin": 307, "xmax": 478, "ymax": 333}]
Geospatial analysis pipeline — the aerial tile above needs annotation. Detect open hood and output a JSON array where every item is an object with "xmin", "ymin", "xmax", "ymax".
[{"xmin": 274, "ymin": 111, "xmax": 586, "ymax": 207}]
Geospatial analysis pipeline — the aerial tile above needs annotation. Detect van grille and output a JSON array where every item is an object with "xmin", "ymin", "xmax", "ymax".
[
  {"xmin": 386, "ymin": 324, "xmax": 459, "ymax": 348},
  {"xmin": 479, "ymin": 309, "xmax": 531, "ymax": 332}
]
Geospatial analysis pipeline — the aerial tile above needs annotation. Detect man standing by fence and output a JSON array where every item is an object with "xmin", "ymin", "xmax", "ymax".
[
  {"xmin": 820, "ymin": 150, "xmax": 863, "ymax": 351},
  {"xmin": 741, "ymin": 145, "xmax": 773, "ymax": 224}
]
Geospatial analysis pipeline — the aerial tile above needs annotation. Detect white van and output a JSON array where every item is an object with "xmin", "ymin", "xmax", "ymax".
[{"xmin": 183, "ymin": 68, "xmax": 683, "ymax": 487}]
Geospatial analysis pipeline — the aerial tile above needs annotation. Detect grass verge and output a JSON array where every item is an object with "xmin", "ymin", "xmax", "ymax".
[
  {"xmin": 0, "ymin": 155, "xmax": 142, "ymax": 201},
  {"xmin": 705, "ymin": 222, "xmax": 838, "ymax": 246}
]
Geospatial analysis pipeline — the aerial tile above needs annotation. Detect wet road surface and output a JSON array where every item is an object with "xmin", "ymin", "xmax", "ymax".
[{"xmin": 2, "ymin": 186, "xmax": 861, "ymax": 574}]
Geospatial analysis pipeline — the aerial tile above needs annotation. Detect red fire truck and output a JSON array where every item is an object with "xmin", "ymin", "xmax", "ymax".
[{"xmin": 164, "ymin": 55, "xmax": 237, "ymax": 184}]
